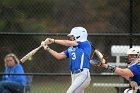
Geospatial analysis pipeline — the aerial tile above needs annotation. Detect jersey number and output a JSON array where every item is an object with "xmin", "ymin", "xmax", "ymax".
[{"xmin": 72, "ymin": 52, "xmax": 76, "ymax": 60}]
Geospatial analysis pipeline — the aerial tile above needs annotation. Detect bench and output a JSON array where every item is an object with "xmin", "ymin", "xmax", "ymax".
[
  {"xmin": 93, "ymin": 82, "xmax": 130, "ymax": 93},
  {"xmin": 93, "ymin": 83, "xmax": 129, "ymax": 87}
]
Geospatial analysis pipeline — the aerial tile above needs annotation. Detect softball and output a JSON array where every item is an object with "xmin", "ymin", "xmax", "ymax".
[{"xmin": 28, "ymin": 56, "xmax": 32, "ymax": 61}]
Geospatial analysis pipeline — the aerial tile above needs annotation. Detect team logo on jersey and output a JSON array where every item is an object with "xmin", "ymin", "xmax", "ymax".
[{"xmin": 68, "ymin": 47, "xmax": 76, "ymax": 52}]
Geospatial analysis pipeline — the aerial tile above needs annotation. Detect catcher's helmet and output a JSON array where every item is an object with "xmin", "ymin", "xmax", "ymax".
[
  {"xmin": 68, "ymin": 27, "xmax": 88, "ymax": 42},
  {"xmin": 123, "ymin": 89, "xmax": 132, "ymax": 93},
  {"xmin": 127, "ymin": 47, "xmax": 140, "ymax": 55},
  {"xmin": 127, "ymin": 47, "xmax": 140, "ymax": 65}
]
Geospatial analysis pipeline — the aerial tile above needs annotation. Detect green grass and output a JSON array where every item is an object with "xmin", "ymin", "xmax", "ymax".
[
  {"xmin": 31, "ymin": 81, "xmax": 69, "ymax": 93},
  {"xmin": 30, "ymin": 76, "xmax": 125, "ymax": 93}
]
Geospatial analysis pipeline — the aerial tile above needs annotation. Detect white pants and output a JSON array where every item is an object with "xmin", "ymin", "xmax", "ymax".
[
  {"xmin": 67, "ymin": 69, "xmax": 91, "ymax": 93},
  {"xmin": 124, "ymin": 89, "xmax": 134, "ymax": 93}
]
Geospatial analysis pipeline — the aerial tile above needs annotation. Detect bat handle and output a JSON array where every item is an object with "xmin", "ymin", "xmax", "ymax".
[
  {"xmin": 30, "ymin": 45, "xmax": 42, "ymax": 55},
  {"xmin": 36, "ymin": 45, "xmax": 42, "ymax": 50}
]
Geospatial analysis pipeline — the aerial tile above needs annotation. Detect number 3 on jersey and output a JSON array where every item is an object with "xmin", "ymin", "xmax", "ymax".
[{"xmin": 72, "ymin": 52, "xmax": 76, "ymax": 60}]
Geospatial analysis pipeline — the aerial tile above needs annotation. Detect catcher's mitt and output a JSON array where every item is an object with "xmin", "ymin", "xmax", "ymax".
[{"xmin": 90, "ymin": 49, "xmax": 106, "ymax": 66}]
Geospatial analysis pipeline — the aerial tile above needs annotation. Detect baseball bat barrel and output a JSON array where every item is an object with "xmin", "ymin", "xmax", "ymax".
[{"xmin": 20, "ymin": 45, "xmax": 42, "ymax": 63}]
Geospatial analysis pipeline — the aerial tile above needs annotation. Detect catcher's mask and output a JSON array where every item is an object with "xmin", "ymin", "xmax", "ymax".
[
  {"xmin": 126, "ymin": 47, "xmax": 140, "ymax": 65},
  {"xmin": 68, "ymin": 27, "xmax": 88, "ymax": 42}
]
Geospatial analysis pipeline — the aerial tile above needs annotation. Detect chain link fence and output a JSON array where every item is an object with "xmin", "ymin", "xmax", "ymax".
[
  {"xmin": 0, "ymin": 0, "xmax": 140, "ymax": 93},
  {"xmin": 1, "ymin": 0, "xmax": 137, "ymax": 33},
  {"xmin": 1, "ymin": 34, "xmax": 140, "ymax": 93}
]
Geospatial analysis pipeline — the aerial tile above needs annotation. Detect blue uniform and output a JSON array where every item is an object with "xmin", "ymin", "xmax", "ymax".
[
  {"xmin": 129, "ymin": 64, "xmax": 140, "ymax": 93},
  {"xmin": 2, "ymin": 64, "xmax": 27, "ymax": 86},
  {"xmin": 64, "ymin": 40, "xmax": 91, "ymax": 72}
]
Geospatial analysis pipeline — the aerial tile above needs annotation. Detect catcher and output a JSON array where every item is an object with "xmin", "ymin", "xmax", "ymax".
[{"xmin": 91, "ymin": 47, "xmax": 140, "ymax": 93}]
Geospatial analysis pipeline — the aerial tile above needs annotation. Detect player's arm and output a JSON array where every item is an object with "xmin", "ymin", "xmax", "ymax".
[
  {"xmin": 49, "ymin": 38, "xmax": 78, "ymax": 46},
  {"xmin": 44, "ymin": 46, "xmax": 67, "ymax": 60},
  {"xmin": 55, "ymin": 40, "xmax": 78, "ymax": 46},
  {"xmin": 102, "ymin": 64, "xmax": 134, "ymax": 80},
  {"xmin": 115, "ymin": 67, "xmax": 134, "ymax": 80}
]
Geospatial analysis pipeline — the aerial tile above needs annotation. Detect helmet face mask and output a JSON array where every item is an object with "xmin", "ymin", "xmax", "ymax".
[
  {"xmin": 68, "ymin": 27, "xmax": 88, "ymax": 42},
  {"xmin": 127, "ymin": 54, "xmax": 138, "ymax": 64}
]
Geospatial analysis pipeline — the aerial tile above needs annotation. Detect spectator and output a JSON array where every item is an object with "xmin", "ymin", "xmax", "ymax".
[{"xmin": 0, "ymin": 53, "xmax": 27, "ymax": 93}]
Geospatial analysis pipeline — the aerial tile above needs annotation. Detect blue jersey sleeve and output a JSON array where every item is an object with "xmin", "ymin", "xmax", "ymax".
[
  {"xmin": 129, "ymin": 65, "xmax": 139, "ymax": 76},
  {"xmin": 77, "ymin": 41, "xmax": 89, "ymax": 49},
  {"xmin": 64, "ymin": 49, "xmax": 69, "ymax": 58},
  {"xmin": 77, "ymin": 41, "xmax": 81, "ymax": 47}
]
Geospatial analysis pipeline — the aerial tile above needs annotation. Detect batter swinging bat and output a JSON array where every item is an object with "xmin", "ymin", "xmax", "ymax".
[{"xmin": 20, "ymin": 45, "xmax": 42, "ymax": 63}]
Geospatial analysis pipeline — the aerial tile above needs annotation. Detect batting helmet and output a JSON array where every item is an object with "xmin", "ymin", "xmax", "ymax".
[{"xmin": 68, "ymin": 27, "xmax": 88, "ymax": 42}]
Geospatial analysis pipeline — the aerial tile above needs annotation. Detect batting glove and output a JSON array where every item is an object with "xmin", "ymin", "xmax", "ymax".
[
  {"xmin": 45, "ymin": 38, "xmax": 55, "ymax": 44},
  {"xmin": 41, "ymin": 41, "xmax": 46, "ymax": 47},
  {"xmin": 42, "ymin": 44, "xmax": 51, "ymax": 51}
]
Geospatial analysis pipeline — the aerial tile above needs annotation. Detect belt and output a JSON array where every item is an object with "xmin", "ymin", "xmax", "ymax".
[{"xmin": 72, "ymin": 69, "xmax": 84, "ymax": 74}]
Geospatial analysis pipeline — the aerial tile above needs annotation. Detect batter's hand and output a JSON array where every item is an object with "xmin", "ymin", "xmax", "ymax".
[
  {"xmin": 48, "ymin": 38, "xmax": 55, "ymax": 44},
  {"xmin": 41, "ymin": 38, "xmax": 53, "ymax": 46},
  {"xmin": 41, "ymin": 41, "xmax": 46, "ymax": 47},
  {"xmin": 44, "ymin": 38, "xmax": 55, "ymax": 45},
  {"xmin": 43, "ymin": 44, "xmax": 49, "ymax": 50},
  {"xmin": 41, "ymin": 41, "xmax": 49, "ymax": 50},
  {"xmin": 45, "ymin": 38, "xmax": 52, "ymax": 45}
]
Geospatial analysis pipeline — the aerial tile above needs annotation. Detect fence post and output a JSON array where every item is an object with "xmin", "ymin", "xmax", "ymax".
[{"xmin": 129, "ymin": 0, "xmax": 133, "ymax": 48}]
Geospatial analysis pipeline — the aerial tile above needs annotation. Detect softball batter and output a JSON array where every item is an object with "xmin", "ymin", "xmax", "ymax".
[{"xmin": 41, "ymin": 27, "xmax": 91, "ymax": 93}]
